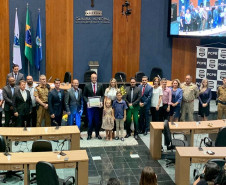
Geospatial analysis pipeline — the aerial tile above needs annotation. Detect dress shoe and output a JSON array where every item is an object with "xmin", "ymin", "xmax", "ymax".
[
  {"xmin": 87, "ymin": 135, "xmax": 92, "ymax": 140},
  {"xmin": 143, "ymin": 131, "xmax": 148, "ymax": 136},
  {"xmin": 138, "ymin": 130, "xmax": 143, "ymax": 134},
  {"xmin": 134, "ymin": 135, "xmax": 138, "ymax": 140},
  {"xmin": 115, "ymin": 136, "xmax": 119, "ymax": 140},
  {"xmin": 97, "ymin": 135, "xmax": 102, "ymax": 140},
  {"xmin": 125, "ymin": 134, "xmax": 131, "ymax": 138},
  {"xmin": 121, "ymin": 137, "xmax": 124, "ymax": 141}
]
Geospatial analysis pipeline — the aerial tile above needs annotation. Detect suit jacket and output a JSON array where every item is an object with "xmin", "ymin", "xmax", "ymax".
[
  {"xmin": 170, "ymin": 87, "xmax": 183, "ymax": 106},
  {"xmin": 138, "ymin": 84, "xmax": 153, "ymax": 108},
  {"xmin": 83, "ymin": 83, "xmax": 104, "ymax": 103},
  {"xmin": 6, "ymin": 72, "xmax": 25, "ymax": 85},
  {"xmin": 13, "ymin": 89, "xmax": 32, "ymax": 115},
  {"xmin": 48, "ymin": 88, "xmax": 65, "ymax": 116},
  {"xmin": 125, "ymin": 86, "xmax": 141, "ymax": 107},
  {"xmin": 3, "ymin": 85, "xmax": 17, "ymax": 111},
  {"xmin": 65, "ymin": 88, "xmax": 83, "ymax": 113}
]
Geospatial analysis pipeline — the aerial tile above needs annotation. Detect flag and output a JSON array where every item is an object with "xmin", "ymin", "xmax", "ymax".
[
  {"xmin": 35, "ymin": 12, "xmax": 42, "ymax": 71},
  {"xmin": 25, "ymin": 6, "xmax": 33, "ymax": 65},
  {"xmin": 13, "ymin": 10, "xmax": 22, "ymax": 70}
]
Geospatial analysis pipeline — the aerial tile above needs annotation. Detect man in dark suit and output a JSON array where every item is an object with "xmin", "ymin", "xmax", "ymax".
[
  {"xmin": 48, "ymin": 78, "xmax": 65, "ymax": 126},
  {"xmin": 125, "ymin": 77, "xmax": 141, "ymax": 139},
  {"xmin": 6, "ymin": 64, "xmax": 25, "ymax": 86},
  {"xmin": 65, "ymin": 79, "xmax": 83, "ymax": 130},
  {"xmin": 3, "ymin": 77, "xmax": 17, "ymax": 127},
  {"xmin": 13, "ymin": 80, "xmax": 32, "ymax": 127},
  {"xmin": 138, "ymin": 76, "xmax": 152, "ymax": 135},
  {"xmin": 83, "ymin": 73, "xmax": 104, "ymax": 140}
]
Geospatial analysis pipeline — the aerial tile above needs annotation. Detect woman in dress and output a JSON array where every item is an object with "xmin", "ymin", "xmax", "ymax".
[{"xmin": 198, "ymin": 78, "xmax": 212, "ymax": 121}]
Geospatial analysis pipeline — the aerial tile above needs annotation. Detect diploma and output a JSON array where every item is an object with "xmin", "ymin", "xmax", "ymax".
[{"xmin": 88, "ymin": 96, "xmax": 101, "ymax": 107}]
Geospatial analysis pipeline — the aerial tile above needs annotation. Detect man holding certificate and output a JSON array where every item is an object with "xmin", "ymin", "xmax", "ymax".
[{"xmin": 83, "ymin": 73, "xmax": 104, "ymax": 140}]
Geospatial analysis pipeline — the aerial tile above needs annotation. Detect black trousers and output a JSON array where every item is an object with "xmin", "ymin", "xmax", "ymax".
[
  {"xmin": 4, "ymin": 110, "xmax": 15, "ymax": 127},
  {"xmin": 51, "ymin": 114, "xmax": 62, "ymax": 126},
  {"xmin": 139, "ymin": 106, "xmax": 150, "ymax": 133},
  {"xmin": 16, "ymin": 114, "xmax": 30, "ymax": 127},
  {"xmin": 160, "ymin": 104, "xmax": 170, "ymax": 121},
  {"xmin": 29, "ymin": 107, "xmax": 37, "ymax": 127},
  {"xmin": 150, "ymin": 107, "xmax": 161, "ymax": 122},
  {"xmin": 0, "ymin": 111, "xmax": 2, "ymax": 127}
]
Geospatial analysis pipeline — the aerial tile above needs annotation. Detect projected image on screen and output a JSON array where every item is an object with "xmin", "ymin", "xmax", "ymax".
[{"xmin": 170, "ymin": 0, "xmax": 226, "ymax": 36}]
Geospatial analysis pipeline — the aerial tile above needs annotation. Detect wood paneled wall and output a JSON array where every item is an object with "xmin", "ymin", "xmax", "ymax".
[
  {"xmin": 0, "ymin": 0, "xmax": 10, "ymax": 88},
  {"xmin": 112, "ymin": 0, "xmax": 141, "ymax": 81},
  {"xmin": 46, "ymin": 0, "xmax": 73, "ymax": 83},
  {"xmin": 171, "ymin": 38, "xmax": 200, "ymax": 82}
]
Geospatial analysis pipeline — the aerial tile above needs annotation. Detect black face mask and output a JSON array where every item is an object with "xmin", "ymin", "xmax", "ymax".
[
  {"xmin": 10, "ymin": 83, "xmax": 15, "ymax": 87},
  {"xmin": 27, "ymin": 81, "xmax": 33, "ymax": 86}
]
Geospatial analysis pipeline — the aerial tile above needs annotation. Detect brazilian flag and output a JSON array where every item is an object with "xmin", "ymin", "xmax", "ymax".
[{"xmin": 25, "ymin": 6, "xmax": 33, "ymax": 65}]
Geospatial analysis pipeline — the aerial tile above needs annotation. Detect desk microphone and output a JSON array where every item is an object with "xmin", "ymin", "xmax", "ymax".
[
  {"xmin": 171, "ymin": 112, "xmax": 176, "ymax": 125},
  {"xmin": 24, "ymin": 121, "xmax": 27, "ymax": 131},
  {"xmin": 196, "ymin": 115, "xmax": 201, "ymax": 125},
  {"xmin": 4, "ymin": 140, "xmax": 10, "ymax": 156},
  {"xmin": 59, "ymin": 139, "xmax": 67, "ymax": 156},
  {"xmin": 120, "ymin": 75, "xmax": 123, "ymax": 83},
  {"xmin": 47, "ymin": 76, "xmax": 52, "ymax": 82},
  {"xmin": 157, "ymin": 75, "xmax": 161, "ymax": 81},
  {"xmin": 53, "ymin": 120, "xmax": 59, "ymax": 129},
  {"xmin": 198, "ymin": 139, "xmax": 204, "ymax": 151}
]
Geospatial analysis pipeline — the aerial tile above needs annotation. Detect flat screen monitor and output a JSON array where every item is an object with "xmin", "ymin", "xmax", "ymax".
[{"xmin": 169, "ymin": 0, "xmax": 226, "ymax": 37}]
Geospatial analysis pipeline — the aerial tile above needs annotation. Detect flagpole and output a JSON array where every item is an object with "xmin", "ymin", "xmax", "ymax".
[{"xmin": 28, "ymin": 61, "xmax": 30, "ymax": 75}]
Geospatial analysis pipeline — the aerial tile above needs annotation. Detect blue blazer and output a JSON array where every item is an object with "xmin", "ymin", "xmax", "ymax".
[
  {"xmin": 170, "ymin": 87, "xmax": 183, "ymax": 106},
  {"xmin": 48, "ymin": 89, "xmax": 65, "ymax": 116},
  {"xmin": 138, "ymin": 84, "xmax": 153, "ymax": 108}
]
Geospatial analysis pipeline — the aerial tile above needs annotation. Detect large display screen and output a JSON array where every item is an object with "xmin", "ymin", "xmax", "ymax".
[{"xmin": 170, "ymin": 0, "xmax": 226, "ymax": 37}]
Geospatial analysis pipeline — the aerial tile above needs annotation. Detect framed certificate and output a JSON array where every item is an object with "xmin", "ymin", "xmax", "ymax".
[{"xmin": 88, "ymin": 96, "xmax": 101, "ymax": 107}]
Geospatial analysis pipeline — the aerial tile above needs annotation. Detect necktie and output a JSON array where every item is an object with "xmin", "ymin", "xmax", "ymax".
[
  {"xmin": 131, "ymin": 88, "xmax": 133, "ymax": 103},
  {"xmin": 93, "ymin": 84, "xmax": 96, "ymax": 95},
  {"xmin": 142, "ymin": 85, "xmax": 145, "ymax": 96},
  {"xmin": 14, "ymin": 73, "xmax": 17, "ymax": 80}
]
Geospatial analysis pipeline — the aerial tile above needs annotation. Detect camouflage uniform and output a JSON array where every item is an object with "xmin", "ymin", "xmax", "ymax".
[
  {"xmin": 34, "ymin": 85, "xmax": 51, "ymax": 127},
  {"xmin": 180, "ymin": 82, "xmax": 199, "ymax": 121},
  {"xmin": 217, "ymin": 86, "xmax": 226, "ymax": 119}
]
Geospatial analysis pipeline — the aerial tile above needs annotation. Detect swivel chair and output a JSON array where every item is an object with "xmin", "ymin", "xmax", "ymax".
[
  {"xmin": 114, "ymin": 72, "xmax": 126, "ymax": 82},
  {"xmin": 84, "ymin": 70, "xmax": 96, "ymax": 82},
  {"xmin": 30, "ymin": 140, "xmax": 53, "ymax": 184},
  {"xmin": 36, "ymin": 161, "xmax": 75, "ymax": 185},
  {"xmin": 150, "ymin": 67, "xmax": 163, "ymax": 81},
  {"xmin": 135, "ymin": 71, "xmax": 145, "ymax": 82},
  {"xmin": 162, "ymin": 120, "xmax": 188, "ymax": 167},
  {"xmin": 63, "ymin": 72, "xmax": 71, "ymax": 83},
  {"xmin": 204, "ymin": 127, "xmax": 226, "ymax": 147},
  {"xmin": 0, "ymin": 135, "xmax": 23, "ymax": 183}
]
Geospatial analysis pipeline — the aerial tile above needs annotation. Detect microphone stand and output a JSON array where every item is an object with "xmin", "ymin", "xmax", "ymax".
[
  {"xmin": 59, "ymin": 139, "xmax": 67, "ymax": 156},
  {"xmin": 24, "ymin": 121, "xmax": 27, "ymax": 131},
  {"xmin": 53, "ymin": 120, "xmax": 59, "ymax": 129},
  {"xmin": 171, "ymin": 112, "xmax": 176, "ymax": 125}
]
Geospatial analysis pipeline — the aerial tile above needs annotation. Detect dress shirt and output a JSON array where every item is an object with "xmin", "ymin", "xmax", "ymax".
[
  {"xmin": 73, "ymin": 88, "xmax": 78, "ymax": 99},
  {"xmin": 13, "ymin": 72, "xmax": 17, "ymax": 80},
  {"xmin": 142, "ymin": 85, "xmax": 146, "ymax": 96},
  {"xmin": 20, "ymin": 89, "xmax": 27, "ymax": 102},
  {"xmin": 10, "ymin": 86, "xmax": 15, "ymax": 96},
  {"xmin": 26, "ymin": 83, "xmax": 37, "ymax": 107},
  {"xmin": 162, "ymin": 87, "xmax": 172, "ymax": 105},
  {"xmin": 57, "ymin": 90, "xmax": 62, "ymax": 101}
]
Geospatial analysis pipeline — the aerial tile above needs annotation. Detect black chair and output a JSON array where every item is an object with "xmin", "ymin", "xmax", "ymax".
[
  {"xmin": 114, "ymin": 72, "xmax": 126, "ymax": 82},
  {"xmin": 30, "ymin": 140, "xmax": 53, "ymax": 184},
  {"xmin": 150, "ymin": 67, "xmax": 163, "ymax": 81},
  {"xmin": 204, "ymin": 127, "xmax": 226, "ymax": 147},
  {"xmin": 63, "ymin": 72, "xmax": 71, "ymax": 83},
  {"xmin": 0, "ymin": 135, "xmax": 23, "ymax": 183},
  {"xmin": 162, "ymin": 120, "xmax": 188, "ymax": 167},
  {"xmin": 36, "ymin": 161, "xmax": 75, "ymax": 185},
  {"xmin": 135, "ymin": 71, "xmax": 145, "ymax": 82},
  {"xmin": 84, "ymin": 70, "xmax": 96, "ymax": 82}
]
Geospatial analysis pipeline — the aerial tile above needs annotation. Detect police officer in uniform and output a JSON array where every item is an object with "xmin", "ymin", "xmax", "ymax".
[
  {"xmin": 34, "ymin": 75, "xmax": 51, "ymax": 127},
  {"xmin": 217, "ymin": 77, "xmax": 226, "ymax": 119},
  {"xmin": 180, "ymin": 75, "xmax": 199, "ymax": 121}
]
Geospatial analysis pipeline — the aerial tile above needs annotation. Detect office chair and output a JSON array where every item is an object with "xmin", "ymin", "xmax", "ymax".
[
  {"xmin": 114, "ymin": 72, "xmax": 127, "ymax": 82},
  {"xmin": 84, "ymin": 70, "xmax": 96, "ymax": 82},
  {"xmin": 162, "ymin": 120, "xmax": 188, "ymax": 167},
  {"xmin": 63, "ymin": 72, "xmax": 71, "ymax": 83},
  {"xmin": 0, "ymin": 135, "xmax": 23, "ymax": 183},
  {"xmin": 30, "ymin": 140, "xmax": 53, "ymax": 184},
  {"xmin": 204, "ymin": 127, "xmax": 226, "ymax": 147},
  {"xmin": 36, "ymin": 161, "xmax": 75, "ymax": 185},
  {"xmin": 150, "ymin": 67, "xmax": 163, "ymax": 81},
  {"xmin": 135, "ymin": 71, "xmax": 145, "ymax": 82}
]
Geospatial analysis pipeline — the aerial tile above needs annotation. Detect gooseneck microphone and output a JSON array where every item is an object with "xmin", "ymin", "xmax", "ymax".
[
  {"xmin": 53, "ymin": 120, "xmax": 59, "ymax": 129},
  {"xmin": 59, "ymin": 139, "xmax": 67, "ymax": 156},
  {"xmin": 171, "ymin": 112, "xmax": 176, "ymax": 125},
  {"xmin": 198, "ymin": 139, "xmax": 204, "ymax": 151},
  {"xmin": 24, "ymin": 121, "xmax": 27, "ymax": 131}
]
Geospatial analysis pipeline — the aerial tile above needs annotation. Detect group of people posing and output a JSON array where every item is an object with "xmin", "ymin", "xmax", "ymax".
[
  {"xmin": 1, "ymin": 64, "xmax": 226, "ymax": 141},
  {"xmin": 180, "ymin": 2, "xmax": 226, "ymax": 32}
]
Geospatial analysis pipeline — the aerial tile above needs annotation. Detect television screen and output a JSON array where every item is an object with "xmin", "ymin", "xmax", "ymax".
[{"xmin": 170, "ymin": 0, "xmax": 226, "ymax": 37}]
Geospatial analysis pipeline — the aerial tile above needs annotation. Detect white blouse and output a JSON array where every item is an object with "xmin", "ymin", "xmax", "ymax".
[
  {"xmin": 104, "ymin": 88, "xmax": 118, "ymax": 101},
  {"xmin": 151, "ymin": 86, "xmax": 163, "ymax": 107}
]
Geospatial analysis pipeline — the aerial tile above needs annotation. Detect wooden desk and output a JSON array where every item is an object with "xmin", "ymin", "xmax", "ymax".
[
  {"xmin": 175, "ymin": 147, "xmax": 226, "ymax": 185},
  {"xmin": 0, "ymin": 150, "xmax": 88, "ymax": 185},
  {"xmin": 150, "ymin": 120, "xmax": 226, "ymax": 160},
  {"xmin": 0, "ymin": 126, "xmax": 80, "ymax": 151}
]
